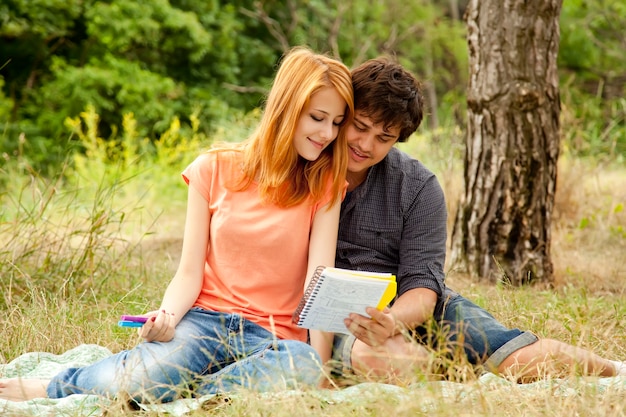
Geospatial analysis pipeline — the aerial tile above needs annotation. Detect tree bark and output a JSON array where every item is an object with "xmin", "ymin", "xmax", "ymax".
[{"xmin": 450, "ymin": 0, "xmax": 562, "ymax": 285}]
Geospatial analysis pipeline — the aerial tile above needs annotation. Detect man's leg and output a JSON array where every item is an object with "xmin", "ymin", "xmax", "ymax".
[
  {"xmin": 441, "ymin": 295, "xmax": 624, "ymax": 381},
  {"xmin": 498, "ymin": 338, "xmax": 623, "ymax": 381},
  {"xmin": 438, "ymin": 294, "xmax": 537, "ymax": 377},
  {"xmin": 333, "ymin": 333, "xmax": 430, "ymax": 382}
]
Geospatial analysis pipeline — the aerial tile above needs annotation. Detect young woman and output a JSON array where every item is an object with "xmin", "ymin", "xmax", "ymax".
[{"xmin": 0, "ymin": 46, "xmax": 353, "ymax": 403}]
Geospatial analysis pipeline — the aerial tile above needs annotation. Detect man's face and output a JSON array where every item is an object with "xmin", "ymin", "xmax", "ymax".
[{"xmin": 346, "ymin": 111, "xmax": 400, "ymax": 176}]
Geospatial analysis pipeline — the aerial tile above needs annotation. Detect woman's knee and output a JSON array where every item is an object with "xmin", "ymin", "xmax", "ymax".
[{"xmin": 271, "ymin": 340, "xmax": 322, "ymax": 375}]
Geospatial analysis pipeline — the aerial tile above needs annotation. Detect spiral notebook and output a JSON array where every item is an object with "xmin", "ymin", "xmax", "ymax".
[{"xmin": 292, "ymin": 266, "xmax": 397, "ymax": 334}]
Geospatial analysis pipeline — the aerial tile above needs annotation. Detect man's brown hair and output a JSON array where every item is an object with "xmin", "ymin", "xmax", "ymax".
[{"xmin": 351, "ymin": 58, "xmax": 424, "ymax": 142}]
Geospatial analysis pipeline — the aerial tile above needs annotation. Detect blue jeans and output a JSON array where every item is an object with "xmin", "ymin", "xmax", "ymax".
[
  {"xmin": 431, "ymin": 294, "xmax": 538, "ymax": 370},
  {"xmin": 333, "ymin": 294, "xmax": 538, "ymax": 373},
  {"xmin": 47, "ymin": 308, "xmax": 322, "ymax": 403}
]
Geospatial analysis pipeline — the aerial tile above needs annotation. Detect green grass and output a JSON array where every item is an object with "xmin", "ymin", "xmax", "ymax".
[{"xmin": 1, "ymin": 125, "xmax": 626, "ymax": 416}]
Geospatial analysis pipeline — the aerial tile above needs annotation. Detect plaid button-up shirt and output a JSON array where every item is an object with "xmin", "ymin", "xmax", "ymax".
[{"xmin": 336, "ymin": 147, "xmax": 454, "ymax": 319}]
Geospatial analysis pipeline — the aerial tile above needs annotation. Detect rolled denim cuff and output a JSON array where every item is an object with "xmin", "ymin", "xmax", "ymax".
[
  {"xmin": 483, "ymin": 331, "xmax": 539, "ymax": 371},
  {"xmin": 331, "ymin": 334, "xmax": 357, "ymax": 375}
]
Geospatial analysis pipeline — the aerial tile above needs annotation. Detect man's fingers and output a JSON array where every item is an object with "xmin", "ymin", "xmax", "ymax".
[
  {"xmin": 366, "ymin": 307, "xmax": 395, "ymax": 328},
  {"xmin": 344, "ymin": 316, "xmax": 361, "ymax": 334},
  {"xmin": 345, "ymin": 317, "xmax": 372, "ymax": 341},
  {"xmin": 345, "ymin": 308, "xmax": 397, "ymax": 348},
  {"xmin": 345, "ymin": 316, "xmax": 388, "ymax": 347},
  {"xmin": 366, "ymin": 307, "xmax": 388, "ymax": 322},
  {"xmin": 365, "ymin": 307, "xmax": 396, "ymax": 336}
]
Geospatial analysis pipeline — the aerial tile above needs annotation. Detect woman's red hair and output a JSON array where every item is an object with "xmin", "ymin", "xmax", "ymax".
[{"xmin": 220, "ymin": 46, "xmax": 353, "ymax": 208}]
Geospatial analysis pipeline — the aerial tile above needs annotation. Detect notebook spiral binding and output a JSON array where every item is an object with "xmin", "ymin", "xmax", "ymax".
[{"xmin": 292, "ymin": 265, "xmax": 326, "ymax": 325}]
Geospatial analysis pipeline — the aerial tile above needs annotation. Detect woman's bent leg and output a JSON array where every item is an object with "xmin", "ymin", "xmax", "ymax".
[
  {"xmin": 196, "ymin": 320, "xmax": 322, "ymax": 396},
  {"xmin": 48, "ymin": 309, "xmax": 231, "ymax": 403}
]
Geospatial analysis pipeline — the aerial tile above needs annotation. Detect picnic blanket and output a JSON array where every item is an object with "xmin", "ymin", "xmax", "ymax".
[{"xmin": 2, "ymin": 344, "xmax": 625, "ymax": 416}]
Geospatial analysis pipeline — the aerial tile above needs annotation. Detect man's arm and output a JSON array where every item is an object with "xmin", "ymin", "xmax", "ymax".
[
  {"xmin": 387, "ymin": 287, "xmax": 437, "ymax": 331},
  {"xmin": 344, "ymin": 287, "xmax": 437, "ymax": 347},
  {"xmin": 346, "ymin": 171, "xmax": 446, "ymax": 348}
]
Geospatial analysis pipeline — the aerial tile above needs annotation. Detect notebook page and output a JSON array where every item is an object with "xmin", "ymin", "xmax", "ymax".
[{"xmin": 297, "ymin": 273, "xmax": 391, "ymax": 334}]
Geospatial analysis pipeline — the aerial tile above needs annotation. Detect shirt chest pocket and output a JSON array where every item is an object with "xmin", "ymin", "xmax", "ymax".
[{"xmin": 358, "ymin": 224, "xmax": 401, "ymax": 257}]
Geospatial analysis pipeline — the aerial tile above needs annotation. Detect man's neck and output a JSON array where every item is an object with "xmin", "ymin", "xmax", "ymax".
[{"xmin": 346, "ymin": 169, "xmax": 369, "ymax": 192}]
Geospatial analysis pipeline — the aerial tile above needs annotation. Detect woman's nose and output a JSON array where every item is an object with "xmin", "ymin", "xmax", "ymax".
[{"xmin": 320, "ymin": 121, "xmax": 335, "ymax": 141}]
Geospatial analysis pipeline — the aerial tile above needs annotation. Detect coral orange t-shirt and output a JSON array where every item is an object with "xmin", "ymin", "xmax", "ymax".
[{"xmin": 182, "ymin": 150, "xmax": 336, "ymax": 341}]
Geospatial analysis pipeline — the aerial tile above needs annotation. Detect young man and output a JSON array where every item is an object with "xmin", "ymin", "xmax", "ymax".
[{"xmin": 332, "ymin": 57, "xmax": 626, "ymax": 382}]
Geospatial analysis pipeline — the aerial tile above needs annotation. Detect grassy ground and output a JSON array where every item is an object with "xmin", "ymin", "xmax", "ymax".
[{"xmin": 1, "ymin": 137, "xmax": 625, "ymax": 415}]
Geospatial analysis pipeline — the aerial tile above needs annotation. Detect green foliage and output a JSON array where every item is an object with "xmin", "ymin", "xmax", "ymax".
[
  {"xmin": 33, "ymin": 55, "xmax": 184, "ymax": 138},
  {"xmin": 0, "ymin": 105, "xmax": 213, "ymax": 312},
  {"xmin": 0, "ymin": 75, "xmax": 15, "ymax": 164},
  {"xmin": 561, "ymin": 79, "xmax": 626, "ymax": 161},
  {"xmin": 0, "ymin": 0, "xmax": 83, "ymax": 168},
  {"xmin": 0, "ymin": 75, "xmax": 12, "ymax": 117},
  {"xmin": 342, "ymin": 0, "xmax": 468, "ymax": 97},
  {"xmin": 85, "ymin": 0, "xmax": 212, "ymax": 65},
  {"xmin": 0, "ymin": 0, "xmax": 82, "ymax": 37},
  {"xmin": 559, "ymin": 0, "xmax": 626, "ymax": 77},
  {"xmin": 559, "ymin": 0, "xmax": 626, "ymax": 160},
  {"xmin": 65, "ymin": 105, "xmax": 149, "ymax": 184},
  {"xmin": 75, "ymin": 0, "xmax": 279, "ymax": 123},
  {"xmin": 0, "ymin": 0, "xmax": 277, "ymax": 173},
  {"xmin": 64, "ymin": 105, "xmax": 209, "ymax": 205},
  {"xmin": 1, "ymin": 0, "xmax": 624, "ymax": 174}
]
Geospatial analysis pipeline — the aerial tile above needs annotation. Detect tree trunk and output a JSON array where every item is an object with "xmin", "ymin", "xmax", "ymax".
[{"xmin": 450, "ymin": 0, "xmax": 562, "ymax": 285}]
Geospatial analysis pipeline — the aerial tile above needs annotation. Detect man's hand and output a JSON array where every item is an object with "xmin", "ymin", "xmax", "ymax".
[
  {"xmin": 138, "ymin": 310, "xmax": 176, "ymax": 342},
  {"xmin": 344, "ymin": 307, "xmax": 397, "ymax": 347}
]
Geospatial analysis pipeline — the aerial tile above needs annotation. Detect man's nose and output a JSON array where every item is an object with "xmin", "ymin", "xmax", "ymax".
[{"xmin": 356, "ymin": 134, "xmax": 374, "ymax": 152}]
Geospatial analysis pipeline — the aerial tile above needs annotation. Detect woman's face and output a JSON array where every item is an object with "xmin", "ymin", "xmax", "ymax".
[{"xmin": 293, "ymin": 86, "xmax": 346, "ymax": 161}]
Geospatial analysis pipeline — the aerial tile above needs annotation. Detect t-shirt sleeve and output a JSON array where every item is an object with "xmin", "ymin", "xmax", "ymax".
[{"xmin": 181, "ymin": 152, "xmax": 215, "ymax": 202}]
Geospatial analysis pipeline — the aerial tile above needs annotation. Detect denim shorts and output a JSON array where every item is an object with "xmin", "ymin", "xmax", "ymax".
[
  {"xmin": 48, "ymin": 308, "xmax": 322, "ymax": 403},
  {"xmin": 332, "ymin": 294, "xmax": 538, "ymax": 374}
]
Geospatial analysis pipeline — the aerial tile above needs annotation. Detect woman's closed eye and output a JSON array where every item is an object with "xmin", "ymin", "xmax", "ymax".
[{"xmin": 311, "ymin": 114, "xmax": 343, "ymax": 126}]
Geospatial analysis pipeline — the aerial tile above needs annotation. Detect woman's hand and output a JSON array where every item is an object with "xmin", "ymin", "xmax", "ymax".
[{"xmin": 137, "ymin": 310, "xmax": 176, "ymax": 342}]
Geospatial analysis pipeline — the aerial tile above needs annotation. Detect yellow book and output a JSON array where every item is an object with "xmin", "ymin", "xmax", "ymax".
[{"xmin": 292, "ymin": 266, "xmax": 397, "ymax": 334}]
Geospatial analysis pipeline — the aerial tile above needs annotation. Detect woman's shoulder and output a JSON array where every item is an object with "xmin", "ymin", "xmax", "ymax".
[
  {"xmin": 184, "ymin": 148, "xmax": 242, "ymax": 181},
  {"xmin": 193, "ymin": 148, "xmax": 242, "ymax": 167}
]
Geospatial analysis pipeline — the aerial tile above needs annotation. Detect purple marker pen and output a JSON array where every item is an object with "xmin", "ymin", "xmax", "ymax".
[{"xmin": 120, "ymin": 315, "xmax": 148, "ymax": 323}]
